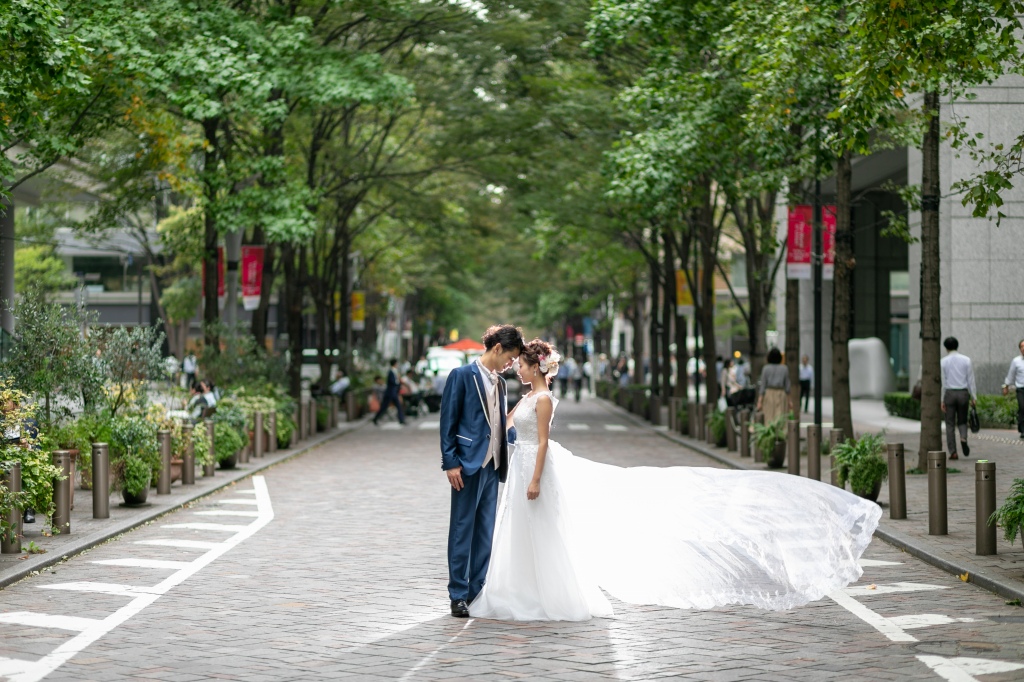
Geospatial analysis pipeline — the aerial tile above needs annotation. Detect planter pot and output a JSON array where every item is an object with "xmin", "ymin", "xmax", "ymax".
[
  {"xmin": 121, "ymin": 486, "xmax": 149, "ymax": 507},
  {"xmin": 219, "ymin": 452, "xmax": 238, "ymax": 470},
  {"xmin": 761, "ymin": 441, "xmax": 786, "ymax": 469},
  {"xmin": 169, "ymin": 458, "xmax": 184, "ymax": 484},
  {"xmin": 854, "ymin": 479, "xmax": 884, "ymax": 503}
]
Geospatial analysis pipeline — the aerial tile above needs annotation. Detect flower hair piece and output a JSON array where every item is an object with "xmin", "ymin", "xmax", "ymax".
[{"xmin": 538, "ymin": 350, "xmax": 562, "ymax": 374}]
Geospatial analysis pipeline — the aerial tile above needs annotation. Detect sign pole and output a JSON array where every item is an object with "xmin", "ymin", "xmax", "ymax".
[{"xmin": 813, "ymin": 180, "xmax": 823, "ymax": 428}]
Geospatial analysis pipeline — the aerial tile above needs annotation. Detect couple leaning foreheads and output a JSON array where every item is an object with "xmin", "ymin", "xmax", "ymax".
[{"xmin": 439, "ymin": 324, "xmax": 882, "ymax": 622}]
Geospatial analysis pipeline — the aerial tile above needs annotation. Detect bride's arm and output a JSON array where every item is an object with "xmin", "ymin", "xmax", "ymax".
[{"xmin": 527, "ymin": 395, "xmax": 553, "ymax": 501}]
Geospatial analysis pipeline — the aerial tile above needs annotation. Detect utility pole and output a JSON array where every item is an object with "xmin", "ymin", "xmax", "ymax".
[{"xmin": 813, "ymin": 173, "xmax": 823, "ymax": 427}]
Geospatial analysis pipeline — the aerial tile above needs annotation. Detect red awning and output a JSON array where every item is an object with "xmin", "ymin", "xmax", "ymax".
[{"xmin": 443, "ymin": 338, "xmax": 486, "ymax": 352}]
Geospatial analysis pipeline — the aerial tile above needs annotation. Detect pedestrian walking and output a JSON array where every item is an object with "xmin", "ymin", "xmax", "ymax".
[
  {"xmin": 182, "ymin": 351, "xmax": 198, "ymax": 389},
  {"xmin": 556, "ymin": 361, "xmax": 570, "ymax": 399},
  {"xmin": 799, "ymin": 355, "xmax": 814, "ymax": 413},
  {"xmin": 756, "ymin": 348, "xmax": 791, "ymax": 424},
  {"xmin": 940, "ymin": 336, "xmax": 976, "ymax": 459},
  {"xmin": 373, "ymin": 359, "xmax": 406, "ymax": 426},
  {"xmin": 1002, "ymin": 339, "xmax": 1024, "ymax": 439}
]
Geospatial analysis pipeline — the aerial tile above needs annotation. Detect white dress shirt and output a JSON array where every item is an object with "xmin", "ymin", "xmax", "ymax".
[
  {"xmin": 799, "ymin": 364, "xmax": 814, "ymax": 384},
  {"xmin": 940, "ymin": 351, "xmax": 976, "ymax": 399},
  {"xmin": 476, "ymin": 359, "xmax": 501, "ymax": 470},
  {"xmin": 1005, "ymin": 355, "xmax": 1024, "ymax": 389}
]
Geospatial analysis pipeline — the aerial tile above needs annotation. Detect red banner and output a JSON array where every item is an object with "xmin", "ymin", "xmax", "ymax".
[
  {"xmin": 822, "ymin": 205, "xmax": 837, "ymax": 281},
  {"xmin": 202, "ymin": 247, "xmax": 225, "ymax": 297},
  {"xmin": 241, "ymin": 245, "xmax": 265, "ymax": 311},
  {"xmin": 786, "ymin": 206, "xmax": 812, "ymax": 280}
]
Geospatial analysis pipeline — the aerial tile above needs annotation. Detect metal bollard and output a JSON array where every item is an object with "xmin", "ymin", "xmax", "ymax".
[
  {"xmin": 706, "ymin": 412, "xmax": 715, "ymax": 445},
  {"xmin": 157, "ymin": 430, "xmax": 172, "ymax": 494},
  {"xmin": 290, "ymin": 407, "xmax": 299, "ymax": 447},
  {"xmin": 667, "ymin": 397, "xmax": 677, "ymax": 432},
  {"xmin": 181, "ymin": 425, "xmax": 195, "ymax": 485},
  {"xmin": 268, "ymin": 411, "xmax": 278, "ymax": 453},
  {"xmin": 204, "ymin": 420, "xmax": 216, "ymax": 477},
  {"xmin": 649, "ymin": 395, "xmax": 662, "ymax": 426},
  {"xmin": 807, "ymin": 425, "xmax": 821, "ymax": 481},
  {"xmin": 311, "ymin": 398, "xmax": 319, "ymax": 434},
  {"xmin": 886, "ymin": 443, "xmax": 906, "ymax": 519},
  {"xmin": 927, "ymin": 450, "xmax": 947, "ymax": 535},
  {"xmin": 787, "ymin": 420, "xmax": 800, "ymax": 475},
  {"xmin": 92, "ymin": 443, "xmax": 110, "ymax": 518},
  {"xmin": 52, "ymin": 450, "xmax": 72, "ymax": 535},
  {"xmin": 330, "ymin": 396, "xmax": 339, "ymax": 428},
  {"xmin": 687, "ymin": 401, "xmax": 697, "ymax": 438},
  {"xmin": 254, "ymin": 412, "xmax": 265, "ymax": 459},
  {"xmin": 299, "ymin": 402, "xmax": 308, "ymax": 441},
  {"xmin": 829, "ymin": 429, "xmax": 844, "ymax": 487},
  {"xmin": 346, "ymin": 391, "xmax": 358, "ymax": 421},
  {"xmin": 696, "ymin": 403, "xmax": 707, "ymax": 441},
  {"xmin": 725, "ymin": 407, "xmax": 737, "ymax": 451},
  {"xmin": 1, "ymin": 461, "xmax": 22, "ymax": 553},
  {"xmin": 976, "ymin": 460, "xmax": 997, "ymax": 555},
  {"xmin": 739, "ymin": 411, "xmax": 750, "ymax": 457}
]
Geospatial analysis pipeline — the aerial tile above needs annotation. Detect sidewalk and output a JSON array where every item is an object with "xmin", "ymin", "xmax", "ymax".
[
  {"xmin": 0, "ymin": 416, "xmax": 369, "ymax": 590},
  {"xmin": 599, "ymin": 397, "xmax": 1024, "ymax": 603}
]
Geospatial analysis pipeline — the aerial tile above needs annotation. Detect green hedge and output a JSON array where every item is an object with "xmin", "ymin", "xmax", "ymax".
[
  {"xmin": 884, "ymin": 392, "xmax": 1017, "ymax": 429},
  {"xmin": 883, "ymin": 392, "xmax": 920, "ymax": 420}
]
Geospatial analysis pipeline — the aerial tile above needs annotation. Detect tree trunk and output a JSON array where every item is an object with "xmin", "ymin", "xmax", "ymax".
[
  {"xmin": 832, "ymin": 149, "xmax": 854, "ymax": 439},
  {"xmin": 631, "ymin": 282, "xmax": 645, "ymax": 385},
  {"xmin": 202, "ymin": 117, "xmax": 220, "ymax": 350},
  {"xmin": 282, "ymin": 243, "xmax": 303, "ymax": 399},
  {"xmin": 785, "ymin": 278, "xmax": 801, "ymax": 411},
  {"xmin": 919, "ymin": 90, "xmax": 943, "ymax": 468},
  {"xmin": 661, "ymin": 230, "xmax": 674, "ymax": 398},
  {"xmin": 698, "ymin": 205, "xmax": 719, "ymax": 406},
  {"xmin": 648, "ymin": 259, "xmax": 660, "ymax": 394}
]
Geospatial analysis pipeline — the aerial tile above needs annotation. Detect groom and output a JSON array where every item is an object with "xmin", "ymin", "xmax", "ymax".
[{"xmin": 440, "ymin": 324, "xmax": 524, "ymax": 617}]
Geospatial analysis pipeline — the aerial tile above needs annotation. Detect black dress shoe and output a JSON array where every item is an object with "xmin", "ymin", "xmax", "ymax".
[
  {"xmin": 23, "ymin": 508, "xmax": 35, "ymax": 524},
  {"xmin": 450, "ymin": 599, "xmax": 469, "ymax": 618},
  {"xmin": 961, "ymin": 440, "xmax": 970, "ymax": 457}
]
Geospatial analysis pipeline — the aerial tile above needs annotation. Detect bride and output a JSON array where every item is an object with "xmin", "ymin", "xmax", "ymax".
[{"xmin": 469, "ymin": 339, "xmax": 881, "ymax": 622}]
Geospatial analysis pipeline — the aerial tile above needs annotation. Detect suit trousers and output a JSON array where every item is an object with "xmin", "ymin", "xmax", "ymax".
[
  {"xmin": 1016, "ymin": 388, "xmax": 1024, "ymax": 435},
  {"xmin": 448, "ymin": 461, "xmax": 498, "ymax": 602},
  {"xmin": 944, "ymin": 388, "xmax": 970, "ymax": 454}
]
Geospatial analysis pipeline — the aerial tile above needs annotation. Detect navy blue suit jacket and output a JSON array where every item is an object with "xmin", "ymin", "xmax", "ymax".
[
  {"xmin": 440, "ymin": 363, "xmax": 511, "ymax": 483},
  {"xmin": 385, "ymin": 367, "xmax": 400, "ymax": 393}
]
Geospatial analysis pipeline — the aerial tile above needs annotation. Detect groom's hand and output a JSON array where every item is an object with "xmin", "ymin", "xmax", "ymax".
[{"xmin": 446, "ymin": 466, "xmax": 464, "ymax": 491}]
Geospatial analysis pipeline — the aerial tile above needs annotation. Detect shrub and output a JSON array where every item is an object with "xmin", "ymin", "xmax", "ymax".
[
  {"xmin": 121, "ymin": 456, "xmax": 151, "ymax": 496},
  {"xmin": 192, "ymin": 422, "xmax": 215, "ymax": 468},
  {"xmin": 975, "ymin": 394, "xmax": 1016, "ymax": 429},
  {"xmin": 213, "ymin": 421, "xmax": 246, "ymax": 462},
  {"xmin": 708, "ymin": 409, "xmax": 726, "ymax": 445},
  {"xmin": 276, "ymin": 412, "xmax": 296, "ymax": 449},
  {"xmin": 883, "ymin": 392, "xmax": 920, "ymax": 420},
  {"xmin": 109, "ymin": 414, "xmax": 159, "ymax": 491},
  {"xmin": 833, "ymin": 433, "xmax": 888, "ymax": 497},
  {"xmin": 989, "ymin": 478, "xmax": 1024, "ymax": 547}
]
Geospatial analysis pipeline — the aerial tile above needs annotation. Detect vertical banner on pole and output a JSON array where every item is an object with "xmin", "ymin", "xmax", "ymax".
[
  {"xmin": 351, "ymin": 291, "xmax": 365, "ymax": 331},
  {"xmin": 675, "ymin": 270, "xmax": 694, "ymax": 316},
  {"xmin": 202, "ymin": 247, "xmax": 226, "ymax": 297},
  {"xmin": 822, "ymin": 205, "xmax": 837, "ymax": 280},
  {"xmin": 241, "ymin": 246, "xmax": 264, "ymax": 311},
  {"xmin": 787, "ymin": 206, "xmax": 812, "ymax": 280}
]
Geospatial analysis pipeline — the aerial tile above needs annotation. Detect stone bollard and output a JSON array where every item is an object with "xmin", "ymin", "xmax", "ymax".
[
  {"xmin": 725, "ymin": 407, "xmax": 737, "ymax": 451},
  {"xmin": 886, "ymin": 443, "xmax": 906, "ymax": 519},
  {"xmin": 157, "ymin": 430, "xmax": 172, "ymax": 494},
  {"xmin": 204, "ymin": 420, "xmax": 216, "ymax": 477},
  {"xmin": 52, "ymin": 450, "xmax": 73, "ymax": 535},
  {"xmin": 268, "ymin": 412, "xmax": 278, "ymax": 453},
  {"xmin": 829, "ymin": 428, "xmax": 844, "ymax": 487},
  {"xmin": 807, "ymin": 425, "xmax": 821, "ymax": 481},
  {"xmin": 927, "ymin": 450, "xmax": 947, "ymax": 535},
  {"xmin": 1, "ymin": 461, "xmax": 22, "ymax": 553},
  {"xmin": 92, "ymin": 443, "xmax": 110, "ymax": 518},
  {"xmin": 787, "ymin": 419, "xmax": 800, "ymax": 475},
  {"xmin": 181, "ymin": 425, "xmax": 195, "ymax": 485},
  {"xmin": 739, "ymin": 411, "xmax": 750, "ymax": 458},
  {"xmin": 976, "ymin": 460, "xmax": 997, "ymax": 555},
  {"xmin": 254, "ymin": 412, "xmax": 265, "ymax": 459}
]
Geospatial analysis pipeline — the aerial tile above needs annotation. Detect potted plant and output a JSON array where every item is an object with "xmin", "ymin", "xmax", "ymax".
[
  {"xmin": 109, "ymin": 414, "xmax": 159, "ymax": 506},
  {"xmin": 833, "ymin": 433, "xmax": 888, "ymax": 502},
  {"xmin": 0, "ymin": 381, "xmax": 63, "ymax": 532},
  {"xmin": 989, "ymin": 477, "xmax": 1024, "ymax": 548},
  {"xmin": 708, "ymin": 410, "xmax": 727, "ymax": 447},
  {"xmin": 752, "ymin": 415, "xmax": 787, "ymax": 468},
  {"xmin": 211, "ymin": 403, "xmax": 248, "ymax": 469}
]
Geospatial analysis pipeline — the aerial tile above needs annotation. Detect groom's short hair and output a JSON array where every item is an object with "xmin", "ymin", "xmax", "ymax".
[{"xmin": 483, "ymin": 324, "xmax": 525, "ymax": 353}]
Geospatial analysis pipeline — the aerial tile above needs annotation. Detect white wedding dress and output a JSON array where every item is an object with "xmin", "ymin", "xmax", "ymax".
[{"xmin": 469, "ymin": 391, "xmax": 882, "ymax": 621}]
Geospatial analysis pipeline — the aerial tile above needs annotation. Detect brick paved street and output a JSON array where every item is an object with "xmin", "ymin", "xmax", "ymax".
[{"xmin": 1, "ymin": 395, "xmax": 1024, "ymax": 681}]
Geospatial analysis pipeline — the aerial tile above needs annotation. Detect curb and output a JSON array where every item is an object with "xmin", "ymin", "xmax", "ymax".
[
  {"xmin": 0, "ymin": 418, "xmax": 369, "ymax": 591},
  {"xmin": 594, "ymin": 397, "xmax": 1024, "ymax": 604}
]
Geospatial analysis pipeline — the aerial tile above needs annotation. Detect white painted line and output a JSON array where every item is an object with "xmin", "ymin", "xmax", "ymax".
[
  {"xmin": 567, "ymin": 423, "xmax": 590, "ymax": 431},
  {"xmin": 0, "ymin": 657, "xmax": 35, "ymax": 677},
  {"xmin": 235, "ymin": 489, "xmax": 257, "ymax": 495},
  {"xmin": 0, "ymin": 612, "xmax": 100, "ymax": 632},
  {"xmin": 604, "ymin": 424, "xmax": 628, "ymax": 432},
  {"xmin": 10, "ymin": 476, "xmax": 275, "ymax": 682},
  {"xmin": 91, "ymin": 559, "xmax": 191, "ymax": 570},
  {"xmin": 917, "ymin": 655, "xmax": 1024, "ymax": 681},
  {"xmin": 381, "ymin": 422, "xmax": 402, "ymax": 430},
  {"xmin": 398, "ymin": 621, "xmax": 472, "ymax": 681},
  {"xmin": 134, "ymin": 539, "xmax": 222, "ymax": 550},
  {"xmin": 843, "ymin": 582, "xmax": 950, "ymax": 596},
  {"xmin": 889, "ymin": 614, "xmax": 976, "ymax": 630},
  {"xmin": 162, "ymin": 523, "xmax": 250, "ymax": 532},
  {"xmin": 828, "ymin": 590, "xmax": 917, "ymax": 642},
  {"xmin": 858, "ymin": 559, "xmax": 903, "ymax": 567},
  {"xmin": 418, "ymin": 422, "xmax": 440, "ymax": 430},
  {"xmin": 216, "ymin": 498, "xmax": 259, "ymax": 505},
  {"xmin": 193, "ymin": 510, "xmax": 259, "ymax": 518},
  {"xmin": 36, "ymin": 582, "xmax": 156, "ymax": 597}
]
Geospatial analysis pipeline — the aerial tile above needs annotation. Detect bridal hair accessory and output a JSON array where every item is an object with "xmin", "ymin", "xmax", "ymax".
[{"xmin": 538, "ymin": 350, "xmax": 561, "ymax": 374}]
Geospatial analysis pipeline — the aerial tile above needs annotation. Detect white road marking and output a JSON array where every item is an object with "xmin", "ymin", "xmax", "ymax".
[
  {"xmin": 381, "ymin": 422, "xmax": 402, "ymax": 430},
  {"xmin": 235, "ymin": 489, "xmax": 257, "ymax": 495},
  {"xmin": 567, "ymin": 423, "xmax": 590, "ymax": 431},
  {"xmin": 398, "ymin": 621, "xmax": 472, "ymax": 682},
  {"xmin": 91, "ymin": 559, "xmax": 191, "ymax": 570},
  {"xmin": 917, "ymin": 655, "xmax": 1024, "ymax": 681},
  {"xmin": 7, "ymin": 479, "xmax": 274, "ymax": 682},
  {"xmin": 418, "ymin": 421, "xmax": 440, "ymax": 430},
  {"xmin": 162, "ymin": 522, "xmax": 251, "ymax": 532},
  {"xmin": 216, "ymin": 498, "xmax": 259, "ymax": 505},
  {"xmin": 889, "ymin": 614, "xmax": 976, "ymax": 630},
  {"xmin": 37, "ymin": 582, "xmax": 156, "ymax": 597},
  {"xmin": 134, "ymin": 539, "xmax": 222, "ymax": 550},
  {"xmin": 193, "ymin": 510, "xmax": 259, "ymax": 518},
  {"xmin": 843, "ymin": 582, "xmax": 950, "ymax": 596},
  {"xmin": 858, "ymin": 559, "xmax": 903, "ymax": 567},
  {"xmin": 828, "ymin": 590, "xmax": 918, "ymax": 642},
  {"xmin": 0, "ymin": 612, "xmax": 100, "ymax": 632},
  {"xmin": 604, "ymin": 424, "xmax": 628, "ymax": 432}
]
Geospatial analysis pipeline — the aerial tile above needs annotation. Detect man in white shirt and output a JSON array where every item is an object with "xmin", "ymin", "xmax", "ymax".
[
  {"xmin": 940, "ymin": 336, "xmax": 976, "ymax": 459},
  {"xmin": 1001, "ymin": 339, "xmax": 1024, "ymax": 439},
  {"xmin": 798, "ymin": 355, "xmax": 814, "ymax": 413}
]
